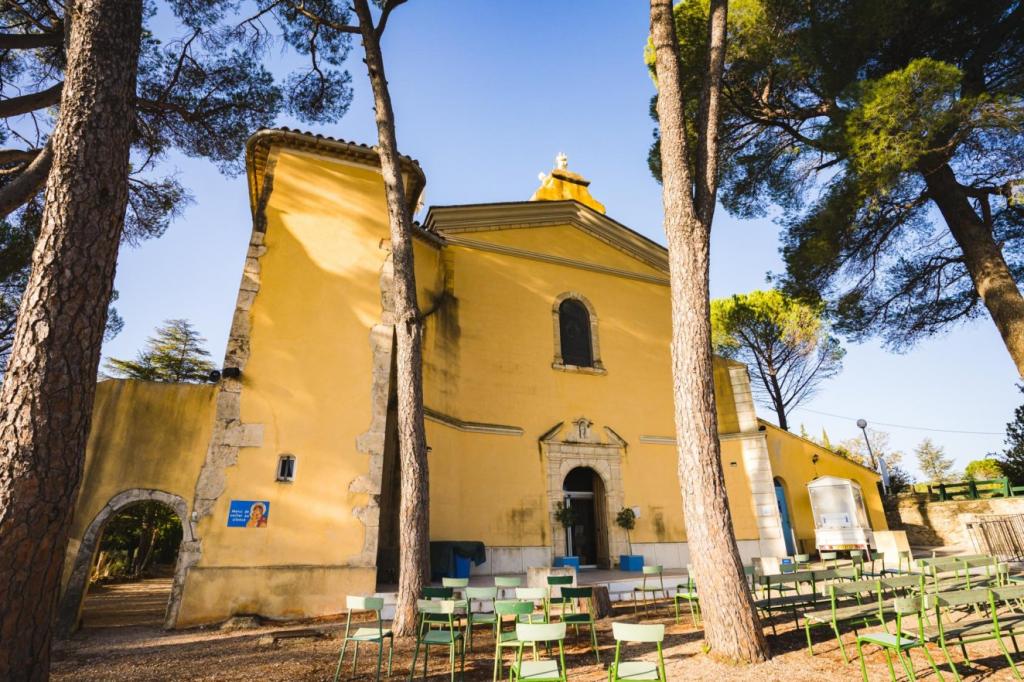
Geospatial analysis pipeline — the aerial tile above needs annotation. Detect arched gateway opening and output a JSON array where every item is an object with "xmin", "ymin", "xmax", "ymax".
[
  {"xmin": 57, "ymin": 489, "xmax": 193, "ymax": 635},
  {"xmin": 562, "ymin": 467, "xmax": 609, "ymax": 568},
  {"xmin": 81, "ymin": 501, "xmax": 183, "ymax": 628}
]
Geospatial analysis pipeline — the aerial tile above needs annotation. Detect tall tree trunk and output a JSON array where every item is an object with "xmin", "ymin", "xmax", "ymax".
[
  {"xmin": 921, "ymin": 162, "xmax": 1024, "ymax": 377},
  {"xmin": 767, "ymin": 371, "xmax": 788, "ymax": 431},
  {"xmin": 650, "ymin": 0, "xmax": 770, "ymax": 662},
  {"xmin": 352, "ymin": 0, "xmax": 428, "ymax": 638},
  {"xmin": 0, "ymin": 1, "xmax": 142, "ymax": 678}
]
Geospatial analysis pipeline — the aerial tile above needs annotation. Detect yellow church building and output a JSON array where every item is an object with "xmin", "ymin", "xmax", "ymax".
[{"xmin": 56, "ymin": 128, "xmax": 885, "ymax": 632}]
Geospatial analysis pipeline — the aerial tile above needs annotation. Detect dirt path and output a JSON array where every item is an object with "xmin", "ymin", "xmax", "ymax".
[
  {"xmin": 79, "ymin": 578, "xmax": 172, "ymax": 629},
  {"xmin": 51, "ymin": 600, "xmax": 1023, "ymax": 681}
]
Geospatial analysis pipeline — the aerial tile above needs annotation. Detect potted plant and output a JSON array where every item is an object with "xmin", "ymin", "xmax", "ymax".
[
  {"xmin": 616, "ymin": 507, "xmax": 643, "ymax": 571},
  {"xmin": 552, "ymin": 501, "xmax": 580, "ymax": 570}
]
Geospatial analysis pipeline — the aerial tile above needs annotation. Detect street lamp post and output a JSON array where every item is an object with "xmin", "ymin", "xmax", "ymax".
[
  {"xmin": 859, "ymin": 418, "xmax": 890, "ymax": 495},
  {"xmin": 857, "ymin": 418, "xmax": 878, "ymax": 471}
]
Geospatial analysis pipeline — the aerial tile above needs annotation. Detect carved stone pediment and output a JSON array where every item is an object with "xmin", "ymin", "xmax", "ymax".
[{"xmin": 540, "ymin": 417, "xmax": 628, "ymax": 449}]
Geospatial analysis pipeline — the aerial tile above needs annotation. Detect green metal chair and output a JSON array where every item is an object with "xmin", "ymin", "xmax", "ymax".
[
  {"xmin": 510, "ymin": 622, "xmax": 568, "ymax": 682},
  {"xmin": 465, "ymin": 586, "xmax": 498, "ymax": 652},
  {"xmin": 793, "ymin": 553, "xmax": 812, "ymax": 571},
  {"xmin": 409, "ymin": 599, "xmax": 465, "ymax": 682},
  {"xmin": 988, "ymin": 585, "xmax": 1024, "ymax": 675},
  {"xmin": 910, "ymin": 587, "xmax": 1014, "ymax": 681},
  {"xmin": 855, "ymin": 596, "xmax": 943, "ymax": 682},
  {"xmin": 515, "ymin": 587, "xmax": 550, "ymax": 623},
  {"xmin": 493, "ymin": 600, "xmax": 539, "ymax": 682},
  {"xmin": 333, "ymin": 596, "xmax": 393, "ymax": 682},
  {"xmin": 673, "ymin": 573, "xmax": 700, "ymax": 625},
  {"xmin": 820, "ymin": 551, "xmax": 839, "ymax": 569},
  {"xmin": 632, "ymin": 565, "xmax": 667, "ymax": 614},
  {"xmin": 495, "ymin": 575, "xmax": 522, "ymax": 600},
  {"xmin": 421, "ymin": 586, "xmax": 458, "ymax": 632},
  {"xmin": 442, "ymin": 576, "xmax": 470, "ymax": 600},
  {"xmin": 802, "ymin": 578, "xmax": 883, "ymax": 663},
  {"xmin": 865, "ymin": 551, "xmax": 886, "ymax": 576},
  {"xmin": 558, "ymin": 586, "xmax": 599, "ymax": 662},
  {"xmin": 881, "ymin": 550, "xmax": 915, "ymax": 576},
  {"xmin": 546, "ymin": 575, "xmax": 574, "ymax": 621},
  {"xmin": 609, "ymin": 622, "xmax": 666, "ymax": 682}
]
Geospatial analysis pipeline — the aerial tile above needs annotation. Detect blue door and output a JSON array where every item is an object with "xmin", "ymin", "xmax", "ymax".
[{"xmin": 775, "ymin": 480, "xmax": 796, "ymax": 555}]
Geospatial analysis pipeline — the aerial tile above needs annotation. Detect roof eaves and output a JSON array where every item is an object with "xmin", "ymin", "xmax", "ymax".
[
  {"xmin": 244, "ymin": 127, "xmax": 426, "ymax": 219},
  {"xmin": 423, "ymin": 200, "xmax": 669, "ymax": 273}
]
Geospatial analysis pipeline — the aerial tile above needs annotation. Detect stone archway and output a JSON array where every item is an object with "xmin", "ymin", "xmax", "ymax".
[
  {"xmin": 56, "ymin": 489, "xmax": 198, "ymax": 636},
  {"xmin": 541, "ymin": 417, "xmax": 627, "ymax": 567}
]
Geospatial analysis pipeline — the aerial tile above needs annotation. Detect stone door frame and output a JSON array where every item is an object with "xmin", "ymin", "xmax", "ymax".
[
  {"xmin": 542, "ymin": 419, "xmax": 627, "ymax": 565},
  {"xmin": 56, "ymin": 488, "xmax": 199, "ymax": 635}
]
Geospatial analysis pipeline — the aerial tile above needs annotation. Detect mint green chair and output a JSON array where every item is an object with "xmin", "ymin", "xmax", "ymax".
[
  {"xmin": 558, "ymin": 586, "xmax": 599, "ymax": 662},
  {"xmin": 421, "ymin": 586, "xmax": 458, "ymax": 632},
  {"xmin": 632, "ymin": 565, "xmax": 667, "ymax": 614},
  {"xmin": 511, "ymin": 623, "xmax": 567, "ymax": 682},
  {"xmin": 609, "ymin": 622, "xmax": 666, "ymax": 682},
  {"xmin": 495, "ymin": 575, "xmax": 522, "ymax": 600},
  {"xmin": 334, "ymin": 596, "xmax": 393, "ymax": 682},
  {"xmin": 673, "ymin": 573, "xmax": 700, "ymax": 625},
  {"xmin": 493, "ymin": 600, "xmax": 539, "ymax": 682},
  {"xmin": 820, "ymin": 551, "xmax": 839, "ymax": 569},
  {"xmin": 442, "ymin": 576, "xmax": 469, "ymax": 600},
  {"xmin": 793, "ymin": 553, "xmax": 812, "ymax": 571},
  {"xmin": 515, "ymin": 587, "xmax": 550, "ymax": 623},
  {"xmin": 881, "ymin": 550, "xmax": 914, "ymax": 576},
  {"xmin": 855, "ymin": 596, "xmax": 943, "ymax": 682},
  {"xmin": 409, "ymin": 599, "xmax": 465, "ymax": 682},
  {"xmin": 465, "ymin": 586, "xmax": 497, "ymax": 652}
]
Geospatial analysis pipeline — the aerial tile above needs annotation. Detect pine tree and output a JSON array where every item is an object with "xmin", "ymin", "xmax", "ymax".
[
  {"xmin": 0, "ymin": 2, "xmax": 143, "ymax": 675},
  {"xmin": 650, "ymin": 0, "xmax": 769, "ymax": 662},
  {"xmin": 915, "ymin": 438, "xmax": 956, "ymax": 484},
  {"xmin": 1000, "ymin": 386, "xmax": 1024, "ymax": 485},
  {"xmin": 104, "ymin": 319, "xmax": 215, "ymax": 383}
]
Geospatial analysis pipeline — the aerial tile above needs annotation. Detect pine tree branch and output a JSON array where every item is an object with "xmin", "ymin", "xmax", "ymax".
[
  {"xmin": 0, "ymin": 148, "xmax": 42, "ymax": 165},
  {"xmin": 374, "ymin": 0, "xmax": 409, "ymax": 39},
  {"xmin": 0, "ymin": 81, "xmax": 62, "ymax": 118},
  {"xmin": 0, "ymin": 140, "xmax": 51, "ymax": 218},
  {"xmin": 0, "ymin": 31, "xmax": 62, "ymax": 50},
  {"xmin": 289, "ymin": 2, "xmax": 360, "ymax": 34}
]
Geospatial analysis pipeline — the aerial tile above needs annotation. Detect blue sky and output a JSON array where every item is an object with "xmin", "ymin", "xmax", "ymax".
[{"xmin": 103, "ymin": 1, "xmax": 1021, "ymax": 478}]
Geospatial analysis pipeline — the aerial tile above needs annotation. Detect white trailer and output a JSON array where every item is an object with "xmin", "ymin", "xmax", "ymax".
[{"xmin": 808, "ymin": 476, "xmax": 874, "ymax": 551}]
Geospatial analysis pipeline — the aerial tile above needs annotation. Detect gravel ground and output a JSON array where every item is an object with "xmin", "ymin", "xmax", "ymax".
[{"xmin": 52, "ymin": 598, "xmax": 1024, "ymax": 681}]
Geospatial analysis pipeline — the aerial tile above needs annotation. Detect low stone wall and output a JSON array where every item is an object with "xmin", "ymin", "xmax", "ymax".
[{"xmin": 888, "ymin": 495, "xmax": 1024, "ymax": 547}]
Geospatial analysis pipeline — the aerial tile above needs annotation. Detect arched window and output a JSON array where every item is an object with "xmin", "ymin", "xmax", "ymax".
[
  {"xmin": 552, "ymin": 293, "xmax": 605, "ymax": 374},
  {"xmin": 559, "ymin": 299, "xmax": 593, "ymax": 367}
]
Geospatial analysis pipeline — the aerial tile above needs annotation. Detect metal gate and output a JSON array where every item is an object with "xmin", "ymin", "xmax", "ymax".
[{"xmin": 965, "ymin": 513, "xmax": 1024, "ymax": 561}]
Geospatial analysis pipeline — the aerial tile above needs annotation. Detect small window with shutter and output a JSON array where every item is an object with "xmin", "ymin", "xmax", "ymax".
[{"xmin": 276, "ymin": 454, "xmax": 296, "ymax": 482}]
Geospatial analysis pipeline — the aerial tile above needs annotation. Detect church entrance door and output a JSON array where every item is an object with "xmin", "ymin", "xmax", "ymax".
[{"xmin": 563, "ymin": 467, "xmax": 604, "ymax": 568}]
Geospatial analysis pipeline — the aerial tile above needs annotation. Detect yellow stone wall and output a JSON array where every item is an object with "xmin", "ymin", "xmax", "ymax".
[
  {"xmin": 62, "ymin": 380, "xmax": 216, "ymax": 590},
  {"xmin": 175, "ymin": 147, "xmax": 424, "ymax": 625},
  {"xmin": 765, "ymin": 421, "xmax": 888, "ymax": 553}
]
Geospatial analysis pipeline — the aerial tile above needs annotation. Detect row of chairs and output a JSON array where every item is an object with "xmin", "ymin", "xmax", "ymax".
[
  {"xmin": 781, "ymin": 553, "xmax": 1022, "ymax": 681},
  {"xmin": 853, "ymin": 582, "xmax": 1024, "ymax": 681},
  {"xmin": 408, "ymin": 599, "xmax": 666, "ymax": 682},
  {"xmin": 334, "ymin": 571, "xmax": 669, "ymax": 681}
]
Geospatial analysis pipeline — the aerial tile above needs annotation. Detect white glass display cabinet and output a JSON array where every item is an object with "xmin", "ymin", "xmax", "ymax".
[{"xmin": 807, "ymin": 476, "xmax": 874, "ymax": 551}]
